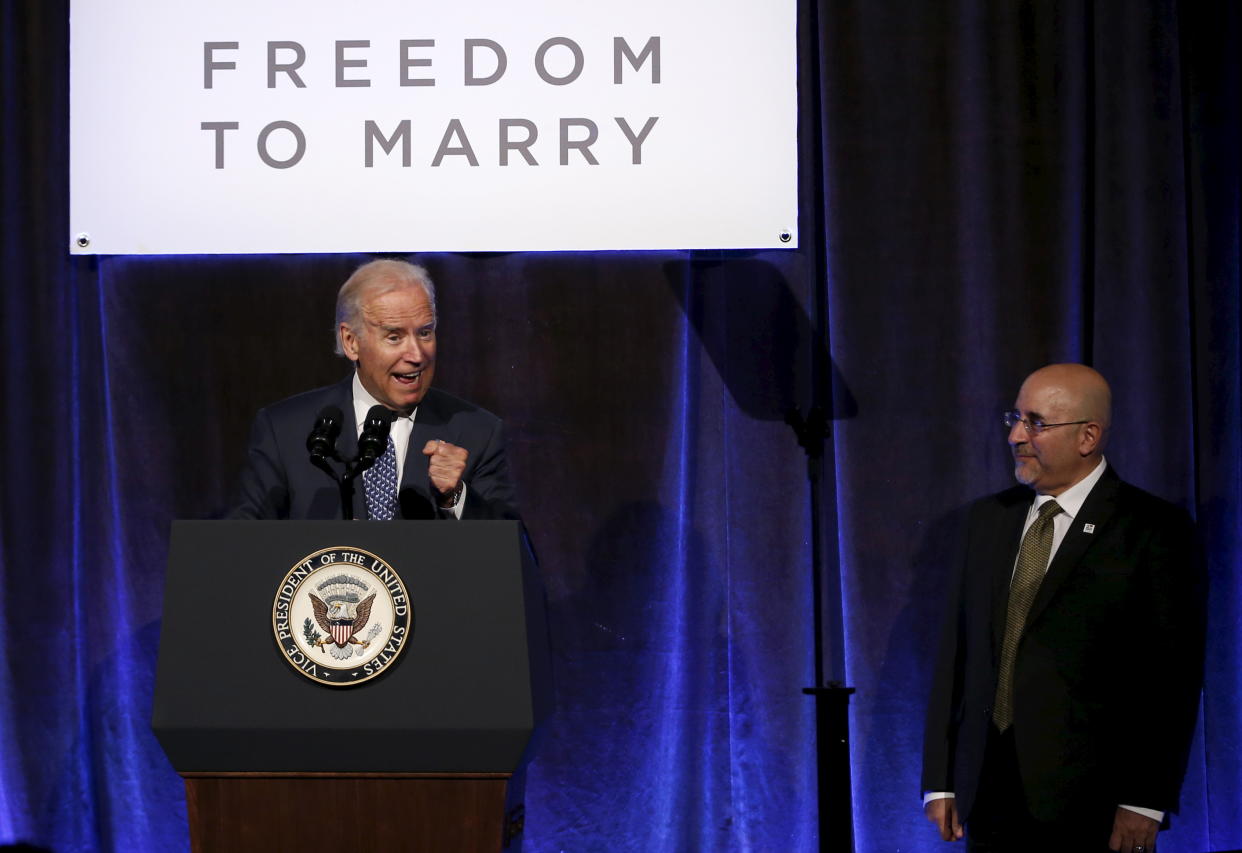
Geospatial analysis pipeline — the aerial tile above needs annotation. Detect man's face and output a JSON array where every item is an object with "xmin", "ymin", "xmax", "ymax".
[
  {"xmin": 1007, "ymin": 377, "xmax": 1089, "ymax": 496},
  {"xmin": 339, "ymin": 284, "xmax": 436, "ymax": 414}
]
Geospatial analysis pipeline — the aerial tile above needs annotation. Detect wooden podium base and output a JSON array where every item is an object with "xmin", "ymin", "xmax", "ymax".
[{"xmin": 183, "ymin": 772, "xmax": 523, "ymax": 853}]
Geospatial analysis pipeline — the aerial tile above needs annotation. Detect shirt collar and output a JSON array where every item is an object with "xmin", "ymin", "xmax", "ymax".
[
  {"xmin": 350, "ymin": 372, "xmax": 415, "ymax": 429},
  {"xmin": 1034, "ymin": 456, "xmax": 1108, "ymax": 519}
]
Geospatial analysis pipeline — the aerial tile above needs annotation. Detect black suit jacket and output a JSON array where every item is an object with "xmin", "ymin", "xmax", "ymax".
[
  {"xmin": 229, "ymin": 377, "xmax": 519, "ymax": 521},
  {"xmin": 922, "ymin": 466, "xmax": 1204, "ymax": 823}
]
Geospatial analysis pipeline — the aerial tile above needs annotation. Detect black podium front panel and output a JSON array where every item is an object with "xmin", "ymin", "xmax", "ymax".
[{"xmin": 152, "ymin": 520, "xmax": 549, "ymax": 773}]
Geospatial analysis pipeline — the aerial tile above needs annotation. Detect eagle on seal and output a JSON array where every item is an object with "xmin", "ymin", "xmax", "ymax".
[{"xmin": 310, "ymin": 591, "xmax": 376, "ymax": 651}]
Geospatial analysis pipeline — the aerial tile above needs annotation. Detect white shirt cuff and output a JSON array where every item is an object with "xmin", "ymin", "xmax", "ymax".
[
  {"xmin": 920, "ymin": 793, "xmax": 1160, "ymax": 824},
  {"xmin": 1120, "ymin": 804, "xmax": 1164, "ymax": 823}
]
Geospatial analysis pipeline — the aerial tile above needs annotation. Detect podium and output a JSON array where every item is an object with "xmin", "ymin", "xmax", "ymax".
[{"xmin": 153, "ymin": 520, "xmax": 551, "ymax": 853}]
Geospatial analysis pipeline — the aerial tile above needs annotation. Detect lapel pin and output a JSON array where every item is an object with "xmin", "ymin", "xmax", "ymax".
[{"xmin": 1082, "ymin": 523, "xmax": 1096, "ymax": 534}]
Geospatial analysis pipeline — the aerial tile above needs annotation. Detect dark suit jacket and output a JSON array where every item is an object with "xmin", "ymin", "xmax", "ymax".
[
  {"xmin": 229, "ymin": 377, "xmax": 519, "ymax": 521},
  {"xmin": 922, "ymin": 466, "xmax": 1205, "ymax": 824}
]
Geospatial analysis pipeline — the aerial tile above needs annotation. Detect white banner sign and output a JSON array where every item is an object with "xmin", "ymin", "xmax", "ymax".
[{"xmin": 70, "ymin": 1, "xmax": 798, "ymax": 255}]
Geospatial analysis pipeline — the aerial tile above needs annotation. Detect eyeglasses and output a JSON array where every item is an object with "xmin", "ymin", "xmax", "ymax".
[{"xmin": 1002, "ymin": 409, "xmax": 1089, "ymax": 435}]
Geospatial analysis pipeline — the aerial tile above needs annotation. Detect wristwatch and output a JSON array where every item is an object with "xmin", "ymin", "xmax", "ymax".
[{"xmin": 439, "ymin": 481, "xmax": 464, "ymax": 509}]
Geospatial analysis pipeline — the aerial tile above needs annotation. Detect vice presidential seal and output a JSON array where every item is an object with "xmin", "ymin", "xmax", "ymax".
[{"xmin": 272, "ymin": 546, "xmax": 413, "ymax": 686}]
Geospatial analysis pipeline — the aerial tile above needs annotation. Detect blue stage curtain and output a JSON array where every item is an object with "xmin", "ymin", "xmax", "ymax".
[{"xmin": 1, "ymin": 2, "xmax": 1239, "ymax": 852}]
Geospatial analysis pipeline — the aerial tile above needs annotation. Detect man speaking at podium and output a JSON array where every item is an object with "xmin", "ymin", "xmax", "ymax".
[
  {"xmin": 230, "ymin": 259, "xmax": 518, "ymax": 521},
  {"xmin": 922, "ymin": 364, "xmax": 1204, "ymax": 853}
]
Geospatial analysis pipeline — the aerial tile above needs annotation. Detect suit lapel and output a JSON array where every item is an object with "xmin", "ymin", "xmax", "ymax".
[
  {"xmin": 336, "ymin": 376, "xmax": 359, "ymax": 459},
  {"xmin": 399, "ymin": 390, "xmax": 449, "ymax": 519},
  {"xmin": 1024, "ymin": 467, "xmax": 1122, "ymax": 628},
  {"xmin": 334, "ymin": 377, "xmax": 368, "ymax": 520}
]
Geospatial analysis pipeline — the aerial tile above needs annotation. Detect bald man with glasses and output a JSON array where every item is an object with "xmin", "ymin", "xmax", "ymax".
[{"xmin": 922, "ymin": 364, "xmax": 1205, "ymax": 853}]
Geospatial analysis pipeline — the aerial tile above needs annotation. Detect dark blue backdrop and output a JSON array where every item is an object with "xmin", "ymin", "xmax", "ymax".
[{"xmin": 2, "ymin": 1, "xmax": 1239, "ymax": 851}]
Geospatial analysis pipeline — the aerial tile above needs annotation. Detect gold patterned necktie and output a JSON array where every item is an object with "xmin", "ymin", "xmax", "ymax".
[{"xmin": 993, "ymin": 499, "xmax": 1062, "ymax": 731}]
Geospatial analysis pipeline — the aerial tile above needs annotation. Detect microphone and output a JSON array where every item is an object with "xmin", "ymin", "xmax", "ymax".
[
  {"xmin": 356, "ymin": 405, "xmax": 394, "ymax": 472},
  {"xmin": 306, "ymin": 405, "xmax": 343, "ymax": 464}
]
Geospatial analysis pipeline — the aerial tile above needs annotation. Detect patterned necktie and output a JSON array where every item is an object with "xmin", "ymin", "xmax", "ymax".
[
  {"xmin": 363, "ymin": 436, "xmax": 398, "ymax": 521},
  {"xmin": 993, "ymin": 499, "xmax": 1062, "ymax": 731}
]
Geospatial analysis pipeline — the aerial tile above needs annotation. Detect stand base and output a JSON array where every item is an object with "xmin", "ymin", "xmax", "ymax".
[
  {"xmin": 802, "ymin": 683, "xmax": 856, "ymax": 852},
  {"xmin": 183, "ymin": 772, "xmax": 524, "ymax": 853}
]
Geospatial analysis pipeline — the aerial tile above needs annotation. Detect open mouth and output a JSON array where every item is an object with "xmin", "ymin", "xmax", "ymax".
[{"xmin": 393, "ymin": 371, "xmax": 422, "ymax": 385}]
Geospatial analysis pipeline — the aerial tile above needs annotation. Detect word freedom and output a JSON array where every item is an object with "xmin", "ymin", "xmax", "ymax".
[{"xmin": 200, "ymin": 36, "xmax": 661, "ymax": 169}]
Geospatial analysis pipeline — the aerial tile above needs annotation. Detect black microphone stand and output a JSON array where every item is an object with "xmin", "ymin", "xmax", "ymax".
[
  {"xmin": 791, "ymin": 0, "xmax": 855, "ymax": 847},
  {"xmin": 309, "ymin": 408, "xmax": 391, "ymax": 521},
  {"xmin": 787, "ymin": 407, "xmax": 855, "ymax": 853},
  {"xmin": 310, "ymin": 449, "xmax": 373, "ymax": 521}
]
